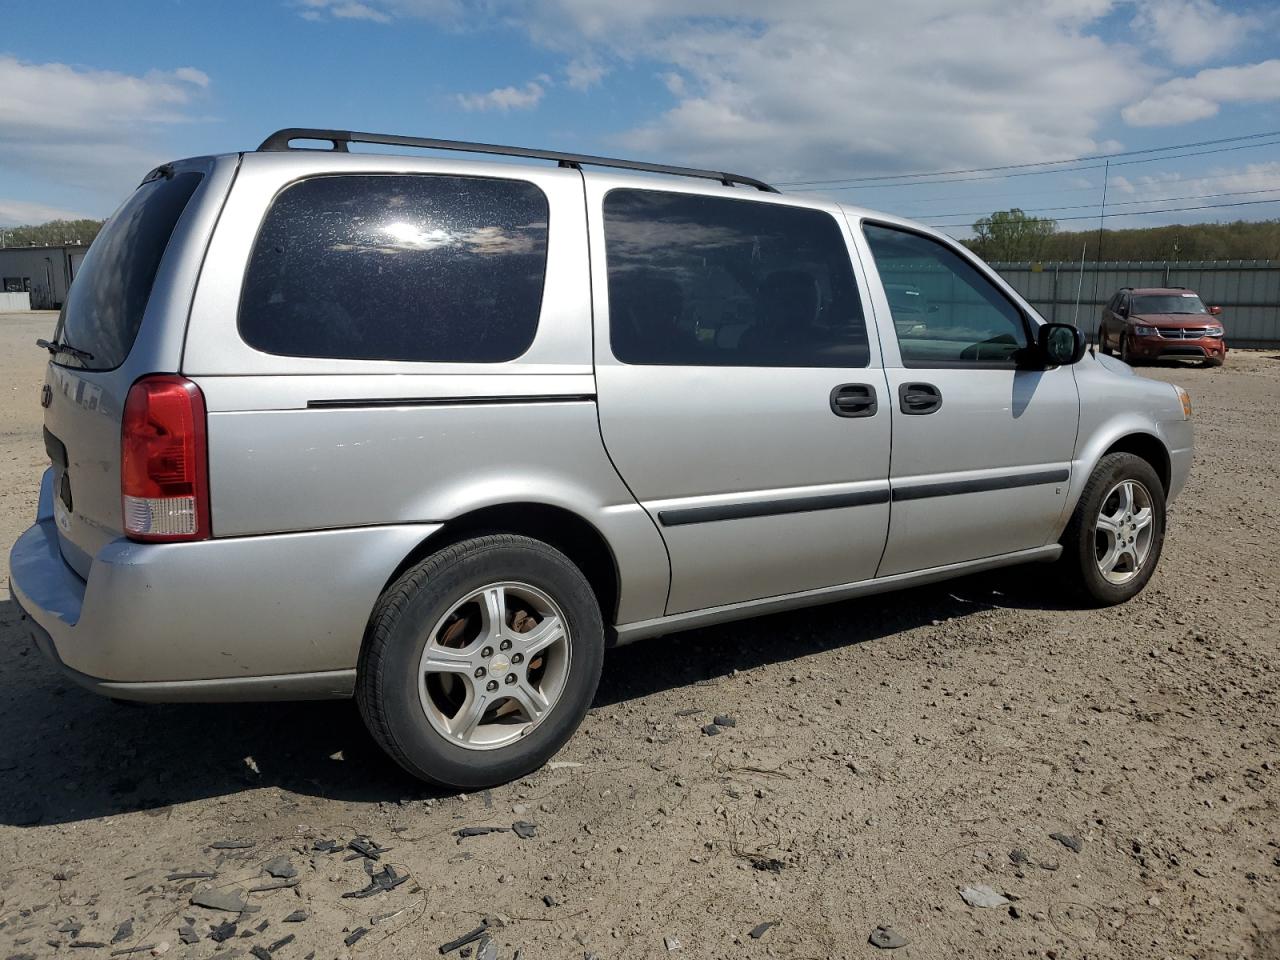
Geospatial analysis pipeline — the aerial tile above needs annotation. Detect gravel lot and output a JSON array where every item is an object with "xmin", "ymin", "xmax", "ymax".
[{"xmin": 1, "ymin": 310, "xmax": 1277, "ymax": 960}]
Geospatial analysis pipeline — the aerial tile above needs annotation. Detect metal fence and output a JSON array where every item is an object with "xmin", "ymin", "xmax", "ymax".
[{"xmin": 987, "ymin": 260, "xmax": 1280, "ymax": 348}]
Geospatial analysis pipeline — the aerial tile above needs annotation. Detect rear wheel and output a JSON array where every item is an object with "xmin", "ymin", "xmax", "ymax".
[
  {"xmin": 357, "ymin": 535, "xmax": 604, "ymax": 788},
  {"xmin": 1058, "ymin": 452, "xmax": 1166, "ymax": 605}
]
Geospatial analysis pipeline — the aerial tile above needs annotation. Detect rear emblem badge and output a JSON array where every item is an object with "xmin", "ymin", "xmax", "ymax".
[{"xmin": 40, "ymin": 384, "xmax": 52, "ymax": 408}]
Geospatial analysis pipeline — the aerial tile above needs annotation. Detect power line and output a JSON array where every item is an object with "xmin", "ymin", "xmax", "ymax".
[
  {"xmin": 787, "ymin": 137, "xmax": 1280, "ymax": 191},
  {"xmin": 925, "ymin": 196, "xmax": 1280, "ymax": 229},
  {"xmin": 885, "ymin": 167, "xmax": 1280, "ymax": 211},
  {"xmin": 920, "ymin": 186, "xmax": 1280, "ymax": 221},
  {"xmin": 777, "ymin": 129, "xmax": 1280, "ymax": 187}
]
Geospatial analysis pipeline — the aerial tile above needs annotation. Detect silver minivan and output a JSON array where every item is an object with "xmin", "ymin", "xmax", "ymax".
[{"xmin": 10, "ymin": 129, "xmax": 1194, "ymax": 788}]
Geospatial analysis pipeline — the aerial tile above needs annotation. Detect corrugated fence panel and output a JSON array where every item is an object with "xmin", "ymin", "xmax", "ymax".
[{"xmin": 987, "ymin": 260, "xmax": 1280, "ymax": 347}]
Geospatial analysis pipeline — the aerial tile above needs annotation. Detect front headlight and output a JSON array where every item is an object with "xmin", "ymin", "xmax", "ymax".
[
  {"xmin": 1205, "ymin": 325, "xmax": 1224, "ymax": 337},
  {"xmin": 1133, "ymin": 324, "xmax": 1158, "ymax": 336},
  {"xmin": 1175, "ymin": 385, "xmax": 1192, "ymax": 419}
]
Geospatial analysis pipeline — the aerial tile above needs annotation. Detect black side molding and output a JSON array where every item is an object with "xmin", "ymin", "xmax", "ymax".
[
  {"xmin": 659, "ymin": 488, "xmax": 890, "ymax": 527},
  {"xmin": 892, "ymin": 468, "xmax": 1068, "ymax": 502},
  {"xmin": 307, "ymin": 394, "xmax": 595, "ymax": 410}
]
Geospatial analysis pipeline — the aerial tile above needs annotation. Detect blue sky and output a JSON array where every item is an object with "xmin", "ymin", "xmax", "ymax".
[{"xmin": 2, "ymin": 0, "xmax": 1279, "ymax": 238}]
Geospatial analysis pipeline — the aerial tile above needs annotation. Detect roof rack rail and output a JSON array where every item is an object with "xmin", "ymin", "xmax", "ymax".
[{"xmin": 257, "ymin": 128, "xmax": 779, "ymax": 193}]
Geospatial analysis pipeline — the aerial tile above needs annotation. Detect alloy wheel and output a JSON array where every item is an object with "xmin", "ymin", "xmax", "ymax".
[
  {"xmin": 1093, "ymin": 479, "xmax": 1155, "ymax": 585},
  {"xmin": 416, "ymin": 581, "xmax": 571, "ymax": 750}
]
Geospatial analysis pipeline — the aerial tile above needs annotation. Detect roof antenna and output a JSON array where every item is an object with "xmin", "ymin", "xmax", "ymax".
[{"xmin": 1088, "ymin": 158, "xmax": 1110, "ymax": 354}]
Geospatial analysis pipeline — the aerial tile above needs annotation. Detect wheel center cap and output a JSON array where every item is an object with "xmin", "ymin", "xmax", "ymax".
[{"xmin": 488, "ymin": 654, "xmax": 511, "ymax": 676}]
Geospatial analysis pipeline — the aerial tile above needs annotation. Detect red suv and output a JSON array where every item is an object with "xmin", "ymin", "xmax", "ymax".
[{"xmin": 1099, "ymin": 287, "xmax": 1226, "ymax": 367}]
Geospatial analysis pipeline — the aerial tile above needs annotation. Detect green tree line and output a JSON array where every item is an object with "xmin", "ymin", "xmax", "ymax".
[
  {"xmin": 0, "ymin": 219, "xmax": 104, "ymax": 248},
  {"xmin": 964, "ymin": 209, "xmax": 1280, "ymax": 262},
  {"xmin": 4, "ymin": 210, "xmax": 1279, "ymax": 262}
]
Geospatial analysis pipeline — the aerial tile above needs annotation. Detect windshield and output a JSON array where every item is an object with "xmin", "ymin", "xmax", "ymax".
[
  {"xmin": 54, "ymin": 171, "xmax": 202, "ymax": 370},
  {"xmin": 1132, "ymin": 293, "xmax": 1207, "ymax": 316}
]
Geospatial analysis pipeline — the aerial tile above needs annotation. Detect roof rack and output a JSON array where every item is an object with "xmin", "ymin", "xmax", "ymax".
[{"xmin": 257, "ymin": 128, "xmax": 779, "ymax": 193}]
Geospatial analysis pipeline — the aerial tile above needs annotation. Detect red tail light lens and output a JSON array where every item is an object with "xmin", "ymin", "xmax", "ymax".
[{"xmin": 121, "ymin": 375, "xmax": 210, "ymax": 541}]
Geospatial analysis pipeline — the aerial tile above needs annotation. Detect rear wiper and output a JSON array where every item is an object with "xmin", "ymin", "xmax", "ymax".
[{"xmin": 36, "ymin": 338, "xmax": 95, "ymax": 363}]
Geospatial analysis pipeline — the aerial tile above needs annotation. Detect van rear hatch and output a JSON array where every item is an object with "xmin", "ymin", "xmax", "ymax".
[{"xmin": 42, "ymin": 168, "xmax": 205, "ymax": 578}]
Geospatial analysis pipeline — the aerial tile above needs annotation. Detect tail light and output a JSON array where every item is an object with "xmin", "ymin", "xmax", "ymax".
[{"xmin": 121, "ymin": 375, "xmax": 210, "ymax": 541}]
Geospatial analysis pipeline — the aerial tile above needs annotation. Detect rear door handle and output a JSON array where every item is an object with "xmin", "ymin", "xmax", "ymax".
[
  {"xmin": 899, "ymin": 382, "xmax": 942, "ymax": 415},
  {"xmin": 830, "ymin": 383, "xmax": 878, "ymax": 418}
]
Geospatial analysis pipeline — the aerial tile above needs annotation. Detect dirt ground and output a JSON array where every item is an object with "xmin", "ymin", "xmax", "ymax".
[{"xmin": 1, "ymin": 310, "xmax": 1277, "ymax": 960}]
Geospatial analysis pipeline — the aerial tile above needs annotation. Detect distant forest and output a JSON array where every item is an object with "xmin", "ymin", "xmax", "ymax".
[
  {"xmin": 963, "ymin": 215, "xmax": 1280, "ymax": 263},
  {"xmin": 3, "ymin": 214, "xmax": 1279, "ymax": 264},
  {"xmin": 0, "ymin": 219, "xmax": 103, "ymax": 247}
]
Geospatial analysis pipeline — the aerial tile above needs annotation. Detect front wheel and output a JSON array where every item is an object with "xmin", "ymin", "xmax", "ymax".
[
  {"xmin": 1099, "ymin": 327, "xmax": 1113, "ymax": 356},
  {"xmin": 1058, "ymin": 453, "xmax": 1166, "ymax": 605},
  {"xmin": 357, "ymin": 535, "xmax": 604, "ymax": 788},
  {"xmin": 1119, "ymin": 334, "xmax": 1136, "ymax": 365}
]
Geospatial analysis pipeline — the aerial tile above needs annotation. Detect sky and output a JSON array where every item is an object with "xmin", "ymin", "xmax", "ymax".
[{"xmin": 1, "ymin": 0, "xmax": 1279, "ymax": 239}]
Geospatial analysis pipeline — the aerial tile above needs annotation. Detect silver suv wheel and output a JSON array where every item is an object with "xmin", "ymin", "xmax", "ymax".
[
  {"xmin": 418, "ymin": 581, "xmax": 572, "ymax": 751},
  {"xmin": 1094, "ymin": 478, "xmax": 1155, "ymax": 585}
]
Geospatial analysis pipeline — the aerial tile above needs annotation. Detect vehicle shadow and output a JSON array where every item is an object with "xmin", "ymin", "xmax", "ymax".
[{"xmin": 0, "ymin": 565, "xmax": 1068, "ymax": 826}]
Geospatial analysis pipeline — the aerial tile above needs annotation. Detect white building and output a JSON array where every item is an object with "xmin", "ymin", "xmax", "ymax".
[{"xmin": 0, "ymin": 244, "xmax": 88, "ymax": 310}]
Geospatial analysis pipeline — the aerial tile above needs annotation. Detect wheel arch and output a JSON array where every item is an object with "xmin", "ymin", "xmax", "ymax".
[
  {"xmin": 1100, "ymin": 432, "xmax": 1172, "ymax": 495},
  {"xmin": 378, "ymin": 502, "xmax": 622, "ymax": 625}
]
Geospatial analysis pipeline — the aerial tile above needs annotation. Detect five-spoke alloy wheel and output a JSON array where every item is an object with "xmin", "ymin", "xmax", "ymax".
[
  {"xmin": 418, "ymin": 582, "xmax": 571, "ymax": 750},
  {"xmin": 1093, "ymin": 479, "xmax": 1155, "ymax": 585},
  {"xmin": 357, "ymin": 535, "xmax": 604, "ymax": 788}
]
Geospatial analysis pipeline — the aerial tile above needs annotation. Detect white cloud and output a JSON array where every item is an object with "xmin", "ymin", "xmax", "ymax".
[
  {"xmin": 456, "ymin": 79, "xmax": 547, "ymax": 111},
  {"xmin": 1122, "ymin": 58, "xmax": 1280, "ymax": 126},
  {"xmin": 552, "ymin": 1, "xmax": 1151, "ymax": 183},
  {"xmin": 565, "ymin": 57, "xmax": 608, "ymax": 91},
  {"xmin": 0, "ymin": 56, "xmax": 211, "ymax": 202},
  {"xmin": 0, "ymin": 198, "xmax": 89, "ymax": 227},
  {"xmin": 1130, "ymin": 0, "xmax": 1255, "ymax": 67}
]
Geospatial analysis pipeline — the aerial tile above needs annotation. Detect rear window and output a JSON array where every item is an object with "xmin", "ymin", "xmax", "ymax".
[
  {"xmin": 238, "ymin": 174, "xmax": 549, "ymax": 363},
  {"xmin": 56, "ymin": 171, "xmax": 203, "ymax": 370}
]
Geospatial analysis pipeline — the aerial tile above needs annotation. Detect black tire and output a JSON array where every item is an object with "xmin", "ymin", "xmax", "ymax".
[
  {"xmin": 1099, "ymin": 326, "xmax": 1113, "ymax": 356},
  {"xmin": 1203, "ymin": 354, "xmax": 1224, "ymax": 368},
  {"xmin": 1058, "ymin": 452, "xmax": 1166, "ymax": 606},
  {"xmin": 1119, "ymin": 334, "xmax": 1136, "ymax": 365},
  {"xmin": 356, "ymin": 535, "xmax": 604, "ymax": 789}
]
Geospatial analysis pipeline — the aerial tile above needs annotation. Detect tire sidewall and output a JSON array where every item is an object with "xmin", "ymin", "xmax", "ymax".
[
  {"xmin": 367, "ymin": 539, "xmax": 603, "ymax": 788},
  {"xmin": 1071, "ymin": 454, "xmax": 1166, "ymax": 605}
]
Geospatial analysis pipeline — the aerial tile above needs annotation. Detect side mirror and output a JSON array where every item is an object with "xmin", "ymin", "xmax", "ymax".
[
  {"xmin": 1208, "ymin": 305, "xmax": 1222, "ymax": 316},
  {"xmin": 1037, "ymin": 322, "xmax": 1086, "ymax": 366}
]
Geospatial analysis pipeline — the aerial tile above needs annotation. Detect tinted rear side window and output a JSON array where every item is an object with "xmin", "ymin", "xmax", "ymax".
[
  {"xmin": 239, "ymin": 175, "xmax": 549, "ymax": 363},
  {"xmin": 603, "ymin": 190, "xmax": 867, "ymax": 367},
  {"xmin": 56, "ymin": 172, "xmax": 203, "ymax": 370}
]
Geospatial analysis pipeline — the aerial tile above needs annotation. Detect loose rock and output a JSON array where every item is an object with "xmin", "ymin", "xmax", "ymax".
[
  {"xmin": 1049, "ymin": 832, "xmax": 1083, "ymax": 854},
  {"xmin": 191, "ymin": 889, "xmax": 248, "ymax": 913},
  {"xmin": 868, "ymin": 925, "xmax": 909, "ymax": 949},
  {"xmin": 960, "ymin": 884, "xmax": 1011, "ymax": 908}
]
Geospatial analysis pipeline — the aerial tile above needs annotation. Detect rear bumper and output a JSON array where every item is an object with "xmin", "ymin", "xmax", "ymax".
[
  {"xmin": 9, "ymin": 469, "xmax": 438, "ymax": 701},
  {"xmin": 1128, "ymin": 335, "xmax": 1226, "ymax": 361}
]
